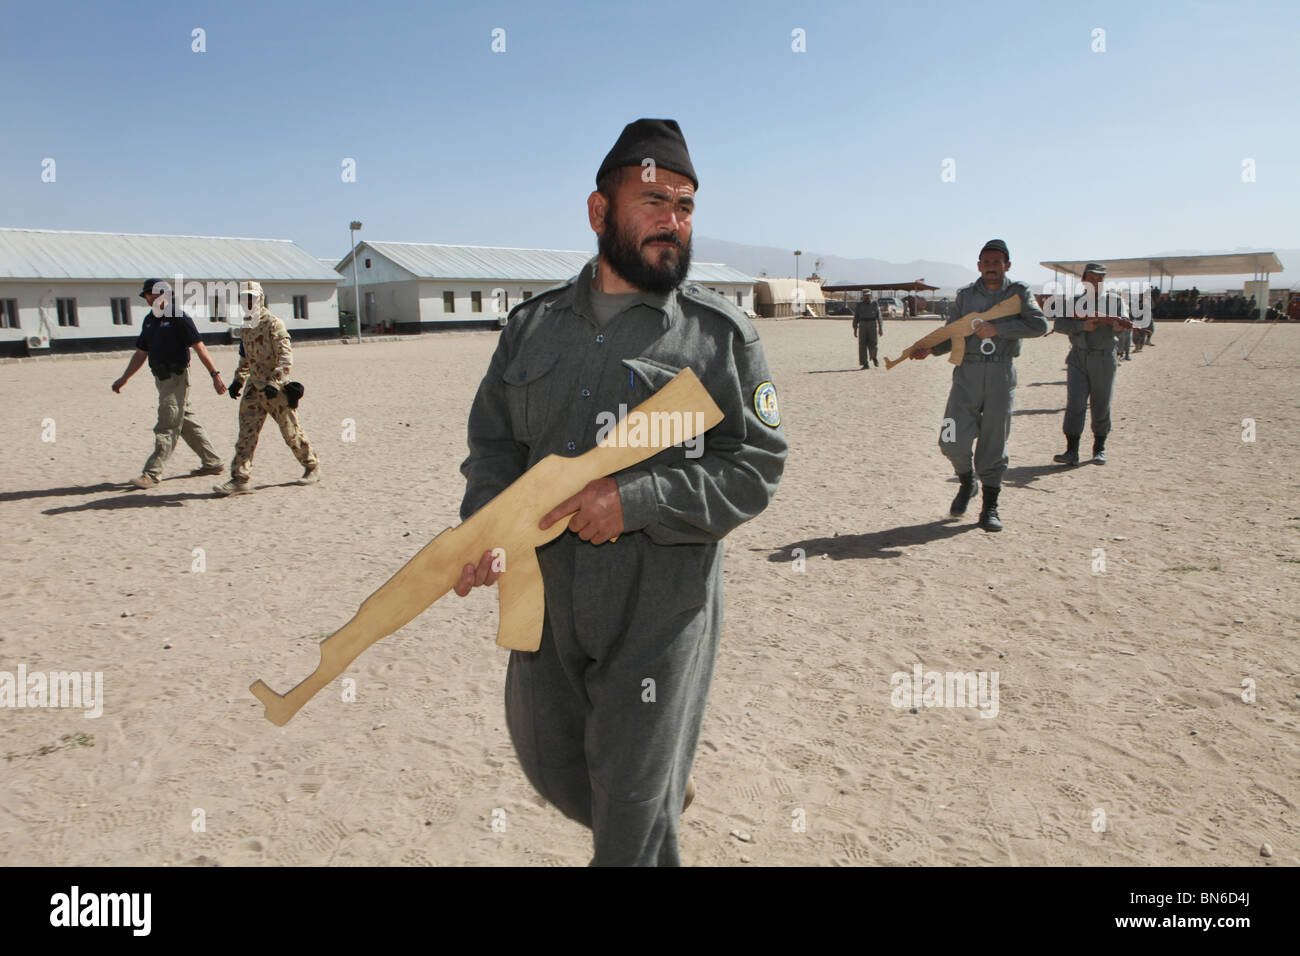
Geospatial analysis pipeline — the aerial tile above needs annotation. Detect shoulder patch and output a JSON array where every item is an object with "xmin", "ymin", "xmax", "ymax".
[
  {"xmin": 753, "ymin": 381, "xmax": 780, "ymax": 428},
  {"xmin": 682, "ymin": 284, "xmax": 759, "ymax": 345}
]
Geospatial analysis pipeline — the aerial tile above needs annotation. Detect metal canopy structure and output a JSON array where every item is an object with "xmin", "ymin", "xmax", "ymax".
[
  {"xmin": 821, "ymin": 280, "xmax": 939, "ymax": 293},
  {"xmin": 1039, "ymin": 252, "xmax": 1284, "ymax": 321},
  {"xmin": 1038, "ymin": 252, "xmax": 1283, "ymax": 281}
]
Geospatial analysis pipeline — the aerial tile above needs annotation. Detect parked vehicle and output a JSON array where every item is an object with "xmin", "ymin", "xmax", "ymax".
[{"xmin": 875, "ymin": 296, "xmax": 905, "ymax": 319}]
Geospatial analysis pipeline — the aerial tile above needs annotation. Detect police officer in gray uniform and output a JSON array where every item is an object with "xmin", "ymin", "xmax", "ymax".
[
  {"xmin": 1052, "ymin": 263, "xmax": 1131, "ymax": 465},
  {"xmin": 852, "ymin": 296, "xmax": 883, "ymax": 368},
  {"xmin": 910, "ymin": 239, "xmax": 1048, "ymax": 531},
  {"xmin": 454, "ymin": 119, "xmax": 787, "ymax": 866}
]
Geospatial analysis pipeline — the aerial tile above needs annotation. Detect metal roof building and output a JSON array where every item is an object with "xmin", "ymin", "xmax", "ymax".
[
  {"xmin": 0, "ymin": 228, "xmax": 341, "ymax": 355},
  {"xmin": 0, "ymin": 228, "xmax": 339, "ymax": 281},
  {"xmin": 334, "ymin": 241, "xmax": 756, "ymax": 332}
]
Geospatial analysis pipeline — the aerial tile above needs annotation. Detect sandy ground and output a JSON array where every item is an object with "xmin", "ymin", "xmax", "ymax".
[{"xmin": 1, "ymin": 319, "xmax": 1296, "ymax": 866}]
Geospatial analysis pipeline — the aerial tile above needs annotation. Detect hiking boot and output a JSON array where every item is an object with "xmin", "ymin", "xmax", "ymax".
[
  {"xmin": 1092, "ymin": 435, "xmax": 1108, "ymax": 464},
  {"xmin": 683, "ymin": 777, "xmax": 696, "ymax": 813},
  {"xmin": 298, "ymin": 463, "xmax": 320, "ymax": 485},
  {"xmin": 190, "ymin": 463, "xmax": 225, "ymax": 476},
  {"xmin": 1053, "ymin": 434, "xmax": 1081, "ymax": 466},
  {"xmin": 978, "ymin": 486, "xmax": 1003, "ymax": 532},
  {"xmin": 129, "ymin": 474, "xmax": 160, "ymax": 489},
  {"xmin": 950, "ymin": 473, "xmax": 978, "ymax": 517},
  {"xmin": 214, "ymin": 479, "xmax": 254, "ymax": 496}
]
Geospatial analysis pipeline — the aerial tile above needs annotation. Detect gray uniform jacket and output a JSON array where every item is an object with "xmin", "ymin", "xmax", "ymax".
[
  {"xmin": 1053, "ymin": 291, "xmax": 1130, "ymax": 349},
  {"xmin": 931, "ymin": 278, "xmax": 1048, "ymax": 358},
  {"xmin": 852, "ymin": 301, "xmax": 883, "ymax": 336},
  {"xmin": 461, "ymin": 256, "xmax": 787, "ymax": 567}
]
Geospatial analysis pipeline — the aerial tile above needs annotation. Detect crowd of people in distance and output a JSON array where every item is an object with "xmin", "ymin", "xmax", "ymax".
[{"xmin": 1151, "ymin": 288, "xmax": 1253, "ymax": 321}]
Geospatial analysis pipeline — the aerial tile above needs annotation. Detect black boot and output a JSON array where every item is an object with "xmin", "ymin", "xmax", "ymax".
[
  {"xmin": 978, "ymin": 485, "xmax": 1003, "ymax": 532},
  {"xmin": 1053, "ymin": 434, "xmax": 1080, "ymax": 465},
  {"xmin": 1092, "ymin": 434, "xmax": 1107, "ymax": 464},
  {"xmin": 950, "ymin": 472, "xmax": 978, "ymax": 517}
]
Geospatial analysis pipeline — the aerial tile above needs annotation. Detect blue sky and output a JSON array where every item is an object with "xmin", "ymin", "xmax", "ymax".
[{"xmin": 2, "ymin": 0, "xmax": 1296, "ymax": 283}]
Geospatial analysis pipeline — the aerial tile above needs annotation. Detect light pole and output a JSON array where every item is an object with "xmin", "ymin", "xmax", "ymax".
[
  {"xmin": 349, "ymin": 220, "xmax": 363, "ymax": 344},
  {"xmin": 794, "ymin": 250, "xmax": 802, "ymax": 317}
]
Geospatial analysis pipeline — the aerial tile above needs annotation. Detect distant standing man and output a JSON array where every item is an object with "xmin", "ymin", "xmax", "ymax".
[
  {"xmin": 852, "ymin": 296, "xmax": 883, "ymax": 368},
  {"xmin": 1052, "ymin": 263, "xmax": 1131, "ymax": 465},
  {"xmin": 214, "ymin": 281, "xmax": 319, "ymax": 495},
  {"xmin": 909, "ymin": 240, "xmax": 1048, "ymax": 531},
  {"xmin": 111, "ymin": 279, "xmax": 226, "ymax": 488}
]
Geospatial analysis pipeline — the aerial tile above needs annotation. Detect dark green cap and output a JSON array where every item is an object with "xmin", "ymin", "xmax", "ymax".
[{"xmin": 597, "ymin": 118, "xmax": 698, "ymax": 190}]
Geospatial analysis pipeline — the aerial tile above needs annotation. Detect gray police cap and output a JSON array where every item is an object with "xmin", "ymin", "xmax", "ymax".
[{"xmin": 1083, "ymin": 262, "xmax": 1107, "ymax": 276}]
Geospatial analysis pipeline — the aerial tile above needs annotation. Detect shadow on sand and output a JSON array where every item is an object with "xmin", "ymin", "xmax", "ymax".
[
  {"xmin": 763, "ymin": 518, "xmax": 980, "ymax": 562},
  {"xmin": 40, "ymin": 479, "xmax": 308, "ymax": 515}
]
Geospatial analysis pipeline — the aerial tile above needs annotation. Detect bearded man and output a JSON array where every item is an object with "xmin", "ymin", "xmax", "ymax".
[{"xmin": 454, "ymin": 118, "xmax": 787, "ymax": 865}]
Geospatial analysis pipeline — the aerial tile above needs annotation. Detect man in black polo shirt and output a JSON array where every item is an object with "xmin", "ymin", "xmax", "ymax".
[{"xmin": 111, "ymin": 278, "xmax": 226, "ymax": 488}]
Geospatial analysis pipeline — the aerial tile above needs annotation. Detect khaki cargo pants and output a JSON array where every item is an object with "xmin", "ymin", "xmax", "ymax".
[{"xmin": 143, "ymin": 369, "xmax": 222, "ymax": 479}]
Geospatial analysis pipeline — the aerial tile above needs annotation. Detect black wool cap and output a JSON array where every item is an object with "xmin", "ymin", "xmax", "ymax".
[
  {"xmin": 596, "ymin": 118, "xmax": 698, "ymax": 190},
  {"xmin": 980, "ymin": 239, "xmax": 1010, "ymax": 259}
]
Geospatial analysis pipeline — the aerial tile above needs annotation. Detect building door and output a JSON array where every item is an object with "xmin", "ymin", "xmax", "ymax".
[{"xmin": 365, "ymin": 291, "xmax": 375, "ymax": 327}]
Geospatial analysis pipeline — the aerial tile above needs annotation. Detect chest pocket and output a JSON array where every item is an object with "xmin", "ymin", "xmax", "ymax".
[
  {"xmin": 622, "ymin": 356, "xmax": 683, "ymax": 397},
  {"xmin": 618, "ymin": 356, "xmax": 696, "ymax": 463},
  {"xmin": 501, "ymin": 351, "xmax": 562, "ymax": 443}
]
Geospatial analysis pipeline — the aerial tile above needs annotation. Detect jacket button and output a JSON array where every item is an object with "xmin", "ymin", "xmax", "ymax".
[
  {"xmin": 566, "ymin": 441, "xmax": 576, "ymax": 451},
  {"xmin": 580, "ymin": 388, "xmax": 590, "ymax": 398},
  {"xmin": 595, "ymin": 334, "xmax": 604, "ymax": 344}
]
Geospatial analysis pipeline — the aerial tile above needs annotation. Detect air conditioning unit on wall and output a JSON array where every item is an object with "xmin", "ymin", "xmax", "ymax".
[{"xmin": 27, "ymin": 333, "xmax": 51, "ymax": 351}]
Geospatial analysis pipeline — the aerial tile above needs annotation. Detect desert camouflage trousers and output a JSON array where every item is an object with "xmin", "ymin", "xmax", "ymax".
[{"xmin": 230, "ymin": 387, "xmax": 317, "ymax": 482}]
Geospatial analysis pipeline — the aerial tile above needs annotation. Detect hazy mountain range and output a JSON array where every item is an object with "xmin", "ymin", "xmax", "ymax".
[{"xmin": 694, "ymin": 237, "xmax": 1296, "ymax": 292}]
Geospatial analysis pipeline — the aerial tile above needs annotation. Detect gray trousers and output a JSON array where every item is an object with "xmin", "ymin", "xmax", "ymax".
[
  {"xmin": 857, "ymin": 330, "xmax": 879, "ymax": 366},
  {"xmin": 1063, "ymin": 347, "xmax": 1117, "ymax": 437},
  {"xmin": 939, "ymin": 358, "xmax": 1016, "ymax": 487},
  {"xmin": 143, "ymin": 369, "xmax": 222, "ymax": 478},
  {"xmin": 505, "ymin": 535, "xmax": 722, "ymax": 866}
]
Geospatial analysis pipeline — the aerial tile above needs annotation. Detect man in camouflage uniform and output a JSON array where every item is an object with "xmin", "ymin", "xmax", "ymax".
[
  {"xmin": 214, "ymin": 281, "xmax": 319, "ymax": 495},
  {"xmin": 454, "ymin": 119, "xmax": 786, "ymax": 866}
]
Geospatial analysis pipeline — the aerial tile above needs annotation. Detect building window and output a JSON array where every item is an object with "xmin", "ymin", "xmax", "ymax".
[
  {"xmin": 735, "ymin": 292, "xmax": 743, "ymax": 307},
  {"xmin": 56, "ymin": 298, "xmax": 78, "ymax": 327},
  {"xmin": 471, "ymin": 291, "xmax": 482, "ymax": 313},
  {"xmin": 443, "ymin": 291, "xmax": 455, "ymax": 313},
  {"xmin": 522, "ymin": 291, "xmax": 532, "ymax": 300},
  {"xmin": 293, "ymin": 295, "xmax": 308, "ymax": 319},
  {"xmin": 210, "ymin": 295, "xmax": 224, "ymax": 323},
  {"xmin": 1, "ymin": 299, "xmax": 19, "ymax": 329},
  {"xmin": 111, "ymin": 297, "xmax": 132, "ymax": 325}
]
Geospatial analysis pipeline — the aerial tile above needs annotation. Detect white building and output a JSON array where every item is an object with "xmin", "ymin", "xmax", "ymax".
[
  {"xmin": 334, "ymin": 241, "xmax": 756, "ymax": 332},
  {"xmin": 0, "ymin": 229, "xmax": 341, "ymax": 356}
]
